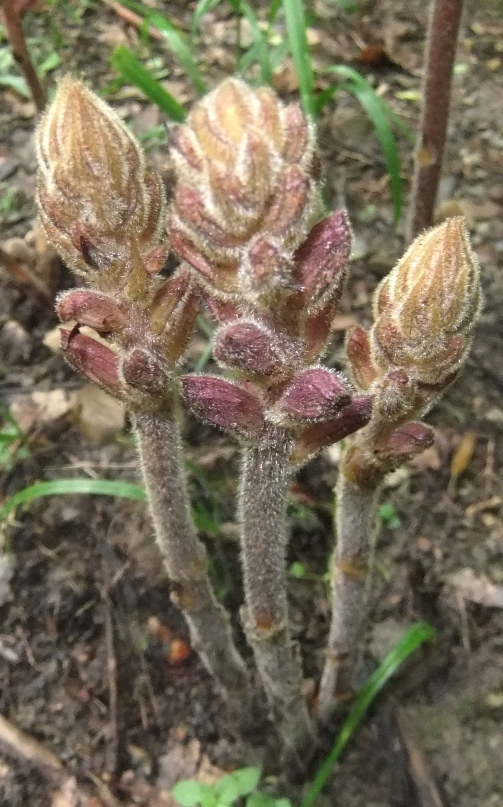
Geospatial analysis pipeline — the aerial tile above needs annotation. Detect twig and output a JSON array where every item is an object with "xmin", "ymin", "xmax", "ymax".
[
  {"xmin": 0, "ymin": 713, "xmax": 63, "ymax": 775},
  {"xmin": 406, "ymin": 0, "xmax": 465, "ymax": 240},
  {"xmin": 102, "ymin": 0, "xmax": 164, "ymax": 41},
  {"xmin": 135, "ymin": 409, "xmax": 251, "ymax": 710},
  {"xmin": 393, "ymin": 701, "xmax": 447, "ymax": 807},
  {"xmin": 0, "ymin": 0, "xmax": 46, "ymax": 112}
]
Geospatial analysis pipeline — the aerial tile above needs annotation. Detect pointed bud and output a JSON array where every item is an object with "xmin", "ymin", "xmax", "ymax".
[
  {"xmin": 301, "ymin": 299, "xmax": 338, "ymax": 362},
  {"xmin": 276, "ymin": 368, "xmax": 351, "ymax": 422},
  {"xmin": 346, "ymin": 326, "xmax": 378, "ymax": 391},
  {"xmin": 121, "ymin": 348, "xmax": 170, "ymax": 396},
  {"xmin": 181, "ymin": 375, "xmax": 264, "ymax": 434},
  {"xmin": 169, "ymin": 78, "xmax": 319, "ymax": 303},
  {"xmin": 293, "ymin": 210, "xmax": 351, "ymax": 311},
  {"xmin": 57, "ymin": 289, "xmax": 127, "ymax": 333},
  {"xmin": 36, "ymin": 77, "xmax": 166, "ymax": 290},
  {"xmin": 376, "ymin": 422, "xmax": 435, "ymax": 460},
  {"xmin": 149, "ymin": 267, "xmax": 200, "ymax": 362},
  {"xmin": 213, "ymin": 320, "xmax": 286, "ymax": 377},
  {"xmin": 370, "ymin": 218, "xmax": 481, "ymax": 386},
  {"xmin": 60, "ymin": 328, "xmax": 122, "ymax": 395},
  {"xmin": 292, "ymin": 395, "xmax": 373, "ymax": 464}
]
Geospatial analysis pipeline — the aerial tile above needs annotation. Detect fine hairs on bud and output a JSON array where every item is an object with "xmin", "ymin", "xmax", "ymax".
[
  {"xmin": 347, "ymin": 217, "xmax": 481, "ymax": 420},
  {"xmin": 169, "ymin": 78, "xmax": 320, "ymax": 305},
  {"xmin": 36, "ymin": 76, "xmax": 250, "ymax": 709},
  {"xmin": 36, "ymin": 76, "xmax": 166, "ymax": 292},
  {"xmin": 318, "ymin": 218, "xmax": 482, "ymax": 717}
]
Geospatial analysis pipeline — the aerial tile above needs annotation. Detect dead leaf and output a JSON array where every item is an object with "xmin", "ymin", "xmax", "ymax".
[
  {"xmin": 10, "ymin": 389, "xmax": 76, "ymax": 432},
  {"xmin": 446, "ymin": 568, "xmax": 503, "ymax": 609},
  {"xmin": 448, "ymin": 431, "xmax": 477, "ymax": 495},
  {"xmin": 71, "ymin": 385, "xmax": 125, "ymax": 445}
]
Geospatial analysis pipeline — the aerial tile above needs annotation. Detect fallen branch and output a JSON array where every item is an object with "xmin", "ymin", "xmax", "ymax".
[{"xmin": 0, "ymin": 0, "xmax": 46, "ymax": 111}]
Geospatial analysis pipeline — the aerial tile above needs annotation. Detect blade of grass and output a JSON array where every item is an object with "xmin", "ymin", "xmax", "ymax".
[
  {"xmin": 229, "ymin": 0, "xmax": 273, "ymax": 84},
  {"xmin": 302, "ymin": 621, "xmax": 435, "ymax": 807},
  {"xmin": 268, "ymin": 0, "xmax": 282, "ymax": 25},
  {"xmin": 117, "ymin": 0, "xmax": 208, "ymax": 94},
  {"xmin": 191, "ymin": 0, "xmax": 222, "ymax": 40},
  {"xmin": 110, "ymin": 45, "xmax": 186, "ymax": 121},
  {"xmin": 282, "ymin": 0, "xmax": 315, "ymax": 117},
  {"xmin": 317, "ymin": 66, "xmax": 403, "ymax": 224},
  {"xmin": 0, "ymin": 478, "xmax": 147, "ymax": 522}
]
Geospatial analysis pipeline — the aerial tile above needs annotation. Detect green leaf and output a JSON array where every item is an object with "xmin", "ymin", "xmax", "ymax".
[
  {"xmin": 172, "ymin": 780, "xmax": 213, "ymax": 807},
  {"xmin": 282, "ymin": 0, "xmax": 315, "ymax": 117},
  {"xmin": 316, "ymin": 65, "xmax": 403, "ymax": 224},
  {"xmin": 301, "ymin": 622, "xmax": 435, "ymax": 807},
  {"xmin": 215, "ymin": 768, "xmax": 262, "ymax": 804},
  {"xmin": 246, "ymin": 794, "xmax": 278, "ymax": 807},
  {"xmin": 110, "ymin": 46, "xmax": 186, "ymax": 121},
  {"xmin": 191, "ymin": 0, "xmax": 222, "ymax": 40},
  {"xmin": 379, "ymin": 502, "xmax": 401, "ymax": 529},
  {"xmin": 117, "ymin": 0, "xmax": 207, "ymax": 94},
  {"xmin": 0, "ymin": 73, "xmax": 30, "ymax": 97},
  {"xmin": 0, "ymin": 479, "xmax": 147, "ymax": 523},
  {"xmin": 237, "ymin": 1, "xmax": 273, "ymax": 84},
  {"xmin": 38, "ymin": 51, "xmax": 61, "ymax": 76},
  {"xmin": 268, "ymin": 0, "xmax": 282, "ymax": 25}
]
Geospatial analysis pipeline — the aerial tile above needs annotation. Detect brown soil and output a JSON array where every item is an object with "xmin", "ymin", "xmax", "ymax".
[{"xmin": 1, "ymin": 1, "xmax": 503, "ymax": 805}]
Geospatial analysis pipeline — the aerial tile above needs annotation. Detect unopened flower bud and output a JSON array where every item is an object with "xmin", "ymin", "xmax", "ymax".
[
  {"xmin": 60, "ymin": 328, "xmax": 122, "ymax": 395},
  {"xmin": 169, "ymin": 78, "xmax": 320, "ymax": 305},
  {"xmin": 36, "ymin": 77, "xmax": 166, "ymax": 292},
  {"xmin": 213, "ymin": 320, "xmax": 287, "ymax": 377},
  {"xmin": 292, "ymin": 395, "xmax": 373, "ymax": 464},
  {"xmin": 293, "ymin": 210, "xmax": 351, "ymax": 312},
  {"xmin": 375, "ymin": 422, "xmax": 435, "ymax": 461},
  {"xmin": 276, "ymin": 368, "xmax": 351, "ymax": 422},
  {"xmin": 121, "ymin": 348, "xmax": 170, "ymax": 396},
  {"xmin": 181, "ymin": 375, "xmax": 264, "ymax": 434},
  {"xmin": 57, "ymin": 289, "xmax": 127, "ymax": 333},
  {"xmin": 370, "ymin": 218, "xmax": 481, "ymax": 386}
]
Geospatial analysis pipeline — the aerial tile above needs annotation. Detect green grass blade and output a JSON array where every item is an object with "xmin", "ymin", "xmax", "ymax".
[
  {"xmin": 268, "ymin": 0, "xmax": 282, "ymax": 25},
  {"xmin": 191, "ymin": 0, "xmax": 222, "ymax": 40},
  {"xmin": 282, "ymin": 0, "xmax": 315, "ymax": 117},
  {"xmin": 228, "ymin": 0, "xmax": 273, "ymax": 84},
  {"xmin": 317, "ymin": 66, "xmax": 403, "ymax": 224},
  {"xmin": 301, "ymin": 621, "xmax": 435, "ymax": 807},
  {"xmin": 110, "ymin": 46, "xmax": 186, "ymax": 121},
  {"xmin": 0, "ymin": 478, "xmax": 147, "ymax": 522},
  {"xmin": 117, "ymin": 0, "xmax": 207, "ymax": 94}
]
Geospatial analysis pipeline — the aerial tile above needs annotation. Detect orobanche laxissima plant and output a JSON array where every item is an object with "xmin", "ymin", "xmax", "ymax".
[{"xmin": 36, "ymin": 76, "xmax": 481, "ymax": 756}]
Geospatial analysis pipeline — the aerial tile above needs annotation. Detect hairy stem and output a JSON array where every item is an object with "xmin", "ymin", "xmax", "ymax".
[
  {"xmin": 135, "ymin": 408, "xmax": 250, "ymax": 706},
  {"xmin": 240, "ymin": 425, "xmax": 314, "ymax": 755},
  {"xmin": 406, "ymin": 0, "xmax": 464, "ymax": 240},
  {"xmin": 1, "ymin": 0, "xmax": 46, "ymax": 112},
  {"xmin": 317, "ymin": 466, "xmax": 380, "ymax": 721}
]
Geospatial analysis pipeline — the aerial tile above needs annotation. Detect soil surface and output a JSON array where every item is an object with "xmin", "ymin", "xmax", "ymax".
[{"xmin": 1, "ymin": 1, "xmax": 503, "ymax": 806}]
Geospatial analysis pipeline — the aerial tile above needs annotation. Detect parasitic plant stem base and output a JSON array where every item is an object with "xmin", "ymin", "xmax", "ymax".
[{"xmin": 136, "ymin": 408, "xmax": 250, "ymax": 708}]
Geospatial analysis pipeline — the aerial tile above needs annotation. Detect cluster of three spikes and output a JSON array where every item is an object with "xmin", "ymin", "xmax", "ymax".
[{"xmin": 36, "ymin": 76, "xmax": 481, "ymax": 755}]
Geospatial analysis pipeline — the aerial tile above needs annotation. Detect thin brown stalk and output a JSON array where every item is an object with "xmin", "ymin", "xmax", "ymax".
[
  {"xmin": 406, "ymin": 0, "xmax": 465, "ymax": 240},
  {"xmin": 1, "ymin": 0, "xmax": 46, "ymax": 112},
  {"xmin": 240, "ymin": 424, "xmax": 314, "ymax": 756},
  {"xmin": 135, "ymin": 407, "xmax": 251, "ymax": 708}
]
